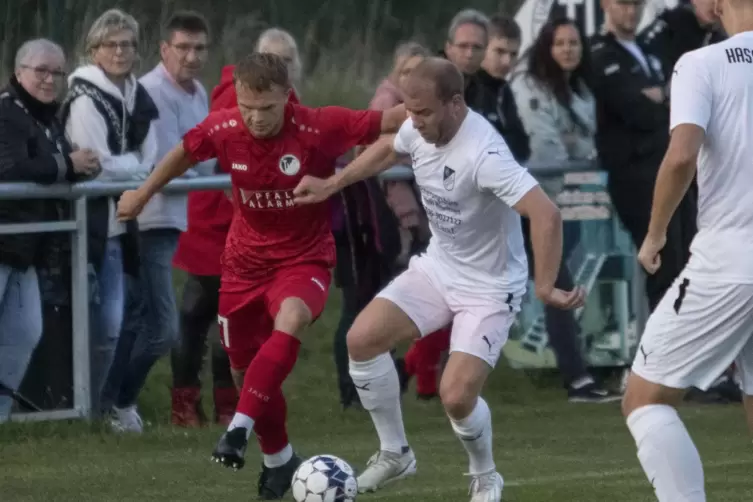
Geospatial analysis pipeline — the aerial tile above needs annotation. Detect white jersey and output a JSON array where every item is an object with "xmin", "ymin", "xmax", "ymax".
[
  {"xmin": 670, "ymin": 31, "xmax": 753, "ymax": 283},
  {"xmin": 393, "ymin": 110, "xmax": 538, "ymax": 297}
]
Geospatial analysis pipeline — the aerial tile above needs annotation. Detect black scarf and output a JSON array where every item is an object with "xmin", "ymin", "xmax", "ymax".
[{"xmin": 8, "ymin": 74, "xmax": 61, "ymax": 126}]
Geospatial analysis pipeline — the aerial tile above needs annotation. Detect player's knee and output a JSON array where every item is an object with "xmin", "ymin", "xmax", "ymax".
[
  {"xmin": 346, "ymin": 314, "xmax": 389, "ymax": 362},
  {"xmin": 439, "ymin": 377, "xmax": 477, "ymax": 420},
  {"xmin": 621, "ymin": 373, "xmax": 648, "ymax": 417},
  {"xmin": 346, "ymin": 324, "xmax": 376, "ymax": 362},
  {"xmin": 274, "ymin": 297, "xmax": 313, "ymax": 336},
  {"xmin": 621, "ymin": 372, "xmax": 684, "ymax": 418}
]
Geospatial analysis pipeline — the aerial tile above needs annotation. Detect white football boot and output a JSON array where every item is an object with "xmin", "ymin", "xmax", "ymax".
[
  {"xmin": 356, "ymin": 448, "xmax": 417, "ymax": 493},
  {"xmin": 468, "ymin": 470, "xmax": 504, "ymax": 502}
]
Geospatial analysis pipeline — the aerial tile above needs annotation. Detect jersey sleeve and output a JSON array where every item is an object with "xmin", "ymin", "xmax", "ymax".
[
  {"xmin": 183, "ymin": 114, "xmax": 219, "ymax": 163},
  {"xmin": 316, "ymin": 106, "xmax": 383, "ymax": 158},
  {"xmin": 475, "ymin": 140, "xmax": 539, "ymax": 208},
  {"xmin": 669, "ymin": 53, "xmax": 713, "ymax": 132},
  {"xmin": 392, "ymin": 118, "xmax": 414, "ymax": 155}
]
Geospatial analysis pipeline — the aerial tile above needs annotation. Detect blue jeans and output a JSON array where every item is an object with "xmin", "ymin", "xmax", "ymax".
[
  {"xmin": 89, "ymin": 238, "xmax": 125, "ymax": 415},
  {"xmin": 0, "ymin": 265, "xmax": 42, "ymax": 422},
  {"xmin": 103, "ymin": 229, "xmax": 179, "ymax": 409}
]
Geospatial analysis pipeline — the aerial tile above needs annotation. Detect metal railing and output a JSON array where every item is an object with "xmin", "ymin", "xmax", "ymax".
[
  {"xmin": 0, "ymin": 160, "xmax": 638, "ymax": 423},
  {"xmin": 0, "ymin": 175, "xmax": 234, "ymax": 423}
]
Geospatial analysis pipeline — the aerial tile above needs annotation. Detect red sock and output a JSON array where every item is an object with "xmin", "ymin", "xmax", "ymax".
[
  {"xmin": 237, "ymin": 330, "xmax": 300, "ymax": 420},
  {"xmin": 253, "ymin": 389, "xmax": 289, "ymax": 454},
  {"xmin": 414, "ymin": 327, "xmax": 451, "ymax": 395}
]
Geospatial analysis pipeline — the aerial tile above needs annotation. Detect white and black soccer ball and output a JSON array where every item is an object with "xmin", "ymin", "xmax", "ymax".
[{"xmin": 290, "ymin": 454, "xmax": 358, "ymax": 502}]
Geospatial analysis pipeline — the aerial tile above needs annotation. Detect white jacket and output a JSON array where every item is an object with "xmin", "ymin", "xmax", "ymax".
[{"xmin": 64, "ymin": 65, "xmax": 158, "ymax": 237}]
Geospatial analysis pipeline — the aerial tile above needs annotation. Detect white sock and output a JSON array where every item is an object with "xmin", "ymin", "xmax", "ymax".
[
  {"xmin": 350, "ymin": 353, "xmax": 409, "ymax": 455},
  {"xmin": 449, "ymin": 397, "xmax": 496, "ymax": 476},
  {"xmin": 626, "ymin": 405, "xmax": 705, "ymax": 502},
  {"xmin": 264, "ymin": 444, "xmax": 293, "ymax": 468},
  {"xmin": 228, "ymin": 412, "xmax": 254, "ymax": 440}
]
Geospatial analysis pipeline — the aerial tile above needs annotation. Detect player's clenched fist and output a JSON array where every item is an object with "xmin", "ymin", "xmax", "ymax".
[
  {"xmin": 117, "ymin": 189, "xmax": 149, "ymax": 221},
  {"xmin": 293, "ymin": 175, "xmax": 336, "ymax": 205},
  {"xmin": 537, "ymin": 285, "xmax": 586, "ymax": 310},
  {"xmin": 638, "ymin": 233, "xmax": 666, "ymax": 275}
]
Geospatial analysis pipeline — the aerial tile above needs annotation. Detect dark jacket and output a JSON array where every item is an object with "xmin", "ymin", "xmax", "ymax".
[
  {"xmin": 469, "ymin": 69, "xmax": 531, "ymax": 163},
  {"xmin": 0, "ymin": 76, "xmax": 82, "ymax": 270},
  {"xmin": 332, "ymin": 155, "xmax": 401, "ymax": 306},
  {"xmin": 640, "ymin": 4, "xmax": 726, "ymax": 74},
  {"xmin": 589, "ymin": 32, "xmax": 669, "ymax": 179}
]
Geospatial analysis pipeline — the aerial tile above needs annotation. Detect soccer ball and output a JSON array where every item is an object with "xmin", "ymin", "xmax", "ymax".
[{"xmin": 290, "ymin": 454, "xmax": 358, "ymax": 502}]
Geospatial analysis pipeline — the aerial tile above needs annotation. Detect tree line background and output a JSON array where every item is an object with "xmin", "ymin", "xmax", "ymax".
[{"xmin": 1, "ymin": 0, "xmax": 519, "ymax": 105}]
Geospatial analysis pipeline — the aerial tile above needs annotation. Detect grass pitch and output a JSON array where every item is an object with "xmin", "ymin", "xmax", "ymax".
[{"xmin": 1, "ymin": 290, "xmax": 751, "ymax": 502}]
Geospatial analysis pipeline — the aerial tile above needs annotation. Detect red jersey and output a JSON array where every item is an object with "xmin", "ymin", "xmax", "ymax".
[
  {"xmin": 173, "ymin": 65, "xmax": 300, "ymax": 276},
  {"xmin": 182, "ymin": 103, "xmax": 382, "ymax": 289}
]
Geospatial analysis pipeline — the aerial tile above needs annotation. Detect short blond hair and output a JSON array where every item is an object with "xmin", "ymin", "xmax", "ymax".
[{"xmin": 84, "ymin": 9, "xmax": 139, "ymax": 62}]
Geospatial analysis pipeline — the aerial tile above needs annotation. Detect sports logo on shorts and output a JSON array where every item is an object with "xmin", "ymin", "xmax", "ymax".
[
  {"xmin": 279, "ymin": 154, "xmax": 301, "ymax": 176},
  {"xmin": 443, "ymin": 166, "xmax": 455, "ymax": 191}
]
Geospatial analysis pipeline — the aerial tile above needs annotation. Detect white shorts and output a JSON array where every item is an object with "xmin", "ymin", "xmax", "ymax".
[
  {"xmin": 631, "ymin": 275, "xmax": 753, "ymax": 394},
  {"xmin": 377, "ymin": 255, "xmax": 519, "ymax": 368}
]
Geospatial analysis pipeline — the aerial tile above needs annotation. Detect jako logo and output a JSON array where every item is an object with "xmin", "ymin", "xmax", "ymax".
[{"xmin": 232, "ymin": 163, "xmax": 248, "ymax": 171}]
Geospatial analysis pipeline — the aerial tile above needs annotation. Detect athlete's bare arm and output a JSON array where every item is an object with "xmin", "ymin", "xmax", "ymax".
[
  {"xmin": 638, "ymin": 124, "xmax": 704, "ymax": 274},
  {"xmin": 293, "ymin": 134, "xmax": 397, "ymax": 205},
  {"xmin": 514, "ymin": 186, "xmax": 585, "ymax": 310},
  {"xmin": 117, "ymin": 143, "xmax": 195, "ymax": 220},
  {"xmin": 380, "ymin": 105, "xmax": 407, "ymax": 133}
]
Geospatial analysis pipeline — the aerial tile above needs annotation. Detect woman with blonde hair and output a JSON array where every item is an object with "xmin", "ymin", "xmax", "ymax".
[{"xmin": 60, "ymin": 8, "xmax": 159, "ymax": 429}]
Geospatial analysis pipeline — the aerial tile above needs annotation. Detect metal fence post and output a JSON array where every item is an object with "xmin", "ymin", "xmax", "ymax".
[{"xmin": 70, "ymin": 196, "xmax": 91, "ymax": 419}]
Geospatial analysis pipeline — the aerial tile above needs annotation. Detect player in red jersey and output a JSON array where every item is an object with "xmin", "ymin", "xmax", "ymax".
[{"xmin": 118, "ymin": 53, "xmax": 406, "ymax": 499}]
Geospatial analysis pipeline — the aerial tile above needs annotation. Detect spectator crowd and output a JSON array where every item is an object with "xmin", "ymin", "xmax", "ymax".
[{"xmin": 0, "ymin": 0, "xmax": 738, "ymax": 427}]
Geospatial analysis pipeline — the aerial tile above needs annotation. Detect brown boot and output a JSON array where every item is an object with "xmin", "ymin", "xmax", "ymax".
[
  {"xmin": 171, "ymin": 387, "xmax": 204, "ymax": 428},
  {"xmin": 213, "ymin": 387, "xmax": 238, "ymax": 426}
]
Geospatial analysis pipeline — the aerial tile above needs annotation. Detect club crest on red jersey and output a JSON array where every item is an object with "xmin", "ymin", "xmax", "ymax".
[{"xmin": 279, "ymin": 154, "xmax": 301, "ymax": 176}]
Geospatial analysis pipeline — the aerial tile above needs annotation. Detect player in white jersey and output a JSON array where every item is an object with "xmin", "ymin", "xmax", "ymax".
[
  {"xmin": 293, "ymin": 58, "xmax": 585, "ymax": 502},
  {"xmin": 622, "ymin": 0, "xmax": 753, "ymax": 498}
]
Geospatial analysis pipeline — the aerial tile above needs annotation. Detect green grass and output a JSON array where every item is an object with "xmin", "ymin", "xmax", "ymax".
[{"xmin": 0, "ymin": 286, "xmax": 751, "ymax": 501}]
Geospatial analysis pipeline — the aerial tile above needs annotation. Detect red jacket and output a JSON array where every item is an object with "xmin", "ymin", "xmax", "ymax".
[{"xmin": 173, "ymin": 65, "xmax": 300, "ymax": 276}]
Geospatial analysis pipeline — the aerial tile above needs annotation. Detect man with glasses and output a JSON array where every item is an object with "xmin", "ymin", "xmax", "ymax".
[
  {"xmin": 443, "ymin": 9, "xmax": 490, "ymax": 77},
  {"xmin": 108, "ymin": 11, "xmax": 217, "ymax": 431}
]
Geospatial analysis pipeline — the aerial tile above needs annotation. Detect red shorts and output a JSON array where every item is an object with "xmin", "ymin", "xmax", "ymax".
[{"xmin": 217, "ymin": 264, "xmax": 331, "ymax": 370}]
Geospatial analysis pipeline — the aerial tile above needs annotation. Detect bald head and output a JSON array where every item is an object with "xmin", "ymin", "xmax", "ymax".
[
  {"xmin": 713, "ymin": 0, "xmax": 753, "ymax": 36},
  {"xmin": 403, "ymin": 57, "xmax": 465, "ymax": 103},
  {"xmin": 400, "ymin": 57, "xmax": 467, "ymax": 146}
]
